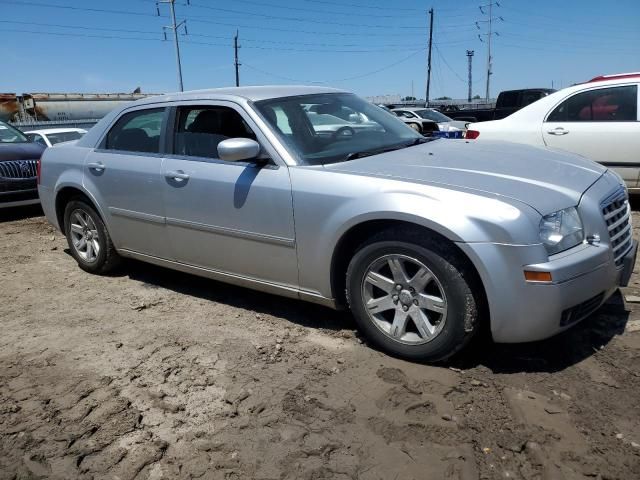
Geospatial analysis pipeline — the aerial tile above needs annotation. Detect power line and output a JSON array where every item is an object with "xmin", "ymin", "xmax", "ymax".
[
  {"xmin": 184, "ymin": 39, "xmax": 422, "ymax": 53},
  {"xmin": 434, "ymin": 44, "xmax": 466, "ymax": 83},
  {"xmin": 0, "ymin": 19, "xmax": 424, "ymax": 48},
  {"xmin": 1, "ymin": 0, "xmax": 161, "ymax": 17},
  {"xmin": 244, "ymin": 49, "xmax": 425, "ymax": 84},
  {"xmin": 499, "ymin": 20, "xmax": 640, "ymax": 42},
  {"xmin": 0, "ymin": 28, "xmax": 163, "ymax": 42},
  {"xmin": 182, "ymin": 17, "xmax": 426, "ymax": 37},
  {"xmin": 189, "ymin": 0, "xmax": 421, "ymax": 19},
  {"xmin": 500, "ymin": 5, "xmax": 640, "ymax": 33},
  {"xmin": 301, "ymin": 0, "xmax": 424, "ymax": 11},
  {"xmin": 3, "ymin": 0, "xmax": 474, "ymax": 37},
  {"xmin": 302, "ymin": 0, "xmax": 471, "ymax": 14},
  {"xmin": 166, "ymin": 3, "xmax": 428, "ymax": 29},
  {"xmin": 0, "ymin": 23, "xmax": 435, "ymax": 53},
  {"xmin": 0, "ymin": 19, "xmax": 161, "ymax": 36}
]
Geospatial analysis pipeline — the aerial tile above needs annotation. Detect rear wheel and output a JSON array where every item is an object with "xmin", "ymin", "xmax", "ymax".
[
  {"xmin": 408, "ymin": 123, "xmax": 422, "ymax": 132},
  {"xmin": 64, "ymin": 199, "xmax": 120, "ymax": 274},
  {"xmin": 346, "ymin": 229, "xmax": 480, "ymax": 362}
]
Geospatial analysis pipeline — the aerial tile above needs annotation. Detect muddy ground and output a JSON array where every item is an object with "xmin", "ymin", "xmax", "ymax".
[{"xmin": 1, "ymin": 205, "xmax": 639, "ymax": 480}]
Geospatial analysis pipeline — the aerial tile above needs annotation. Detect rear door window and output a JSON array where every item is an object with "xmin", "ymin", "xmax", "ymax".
[
  {"xmin": 106, "ymin": 108, "xmax": 164, "ymax": 153},
  {"xmin": 547, "ymin": 86, "xmax": 638, "ymax": 122}
]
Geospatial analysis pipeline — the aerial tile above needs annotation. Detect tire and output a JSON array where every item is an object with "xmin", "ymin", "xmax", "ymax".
[
  {"xmin": 408, "ymin": 123, "xmax": 421, "ymax": 132},
  {"xmin": 346, "ymin": 228, "xmax": 481, "ymax": 362},
  {"xmin": 64, "ymin": 199, "xmax": 121, "ymax": 274}
]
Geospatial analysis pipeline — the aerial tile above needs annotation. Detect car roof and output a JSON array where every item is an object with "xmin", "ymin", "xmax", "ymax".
[
  {"xmin": 133, "ymin": 85, "xmax": 347, "ymax": 106},
  {"xmin": 587, "ymin": 72, "xmax": 640, "ymax": 83},
  {"xmin": 24, "ymin": 128, "xmax": 86, "ymax": 135}
]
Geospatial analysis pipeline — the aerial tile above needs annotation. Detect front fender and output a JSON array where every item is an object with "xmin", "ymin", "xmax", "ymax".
[{"xmin": 290, "ymin": 167, "xmax": 541, "ymax": 298}]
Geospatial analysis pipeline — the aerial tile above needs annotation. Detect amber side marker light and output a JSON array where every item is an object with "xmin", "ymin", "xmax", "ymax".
[{"xmin": 524, "ymin": 271, "xmax": 553, "ymax": 282}]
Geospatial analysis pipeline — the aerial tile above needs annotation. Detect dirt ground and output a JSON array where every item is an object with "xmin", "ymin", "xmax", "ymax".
[{"xmin": 1, "ymin": 205, "xmax": 640, "ymax": 480}]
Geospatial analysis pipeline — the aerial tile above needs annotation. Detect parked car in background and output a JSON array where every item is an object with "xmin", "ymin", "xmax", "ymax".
[
  {"xmin": 0, "ymin": 120, "xmax": 44, "ymax": 208},
  {"xmin": 466, "ymin": 73, "xmax": 640, "ymax": 191},
  {"xmin": 392, "ymin": 107, "xmax": 468, "ymax": 133},
  {"xmin": 39, "ymin": 86, "xmax": 636, "ymax": 362},
  {"xmin": 445, "ymin": 88, "xmax": 556, "ymax": 123},
  {"xmin": 24, "ymin": 128, "xmax": 87, "ymax": 147},
  {"xmin": 302, "ymin": 102, "xmax": 384, "ymax": 137},
  {"xmin": 387, "ymin": 108, "xmax": 438, "ymax": 135}
]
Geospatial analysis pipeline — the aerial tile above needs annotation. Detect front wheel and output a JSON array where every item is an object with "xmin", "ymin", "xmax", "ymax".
[
  {"xmin": 408, "ymin": 123, "xmax": 422, "ymax": 132},
  {"xmin": 64, "ymin": 199, "xmax": 121, "ymax": 274},
  {"xmin": 346, "ymin": 230, "xmax": 480, "ymax": 362}
]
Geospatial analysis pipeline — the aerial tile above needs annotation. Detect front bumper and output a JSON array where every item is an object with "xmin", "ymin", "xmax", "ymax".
[
  {"xmin": 460, "ymin": 239, "xmax": 636, "ymax": 343},
  {"xmin": 459, "ymin": 171, "xmax": 636, "ymax": 343},
  {"xmin": 0, "ymin": 183, "xmax": 39, "ymax": 208}
]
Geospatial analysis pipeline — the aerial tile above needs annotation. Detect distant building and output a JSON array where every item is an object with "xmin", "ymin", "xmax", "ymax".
[{"xmin": 365, "ymin": 94, "xmax": 403, "ymax": 105}]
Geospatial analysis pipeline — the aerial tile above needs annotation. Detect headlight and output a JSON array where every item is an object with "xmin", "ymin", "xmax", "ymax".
[{"xmin": 539, "ymin": 207, "xmax": 584, "ymax": 255}]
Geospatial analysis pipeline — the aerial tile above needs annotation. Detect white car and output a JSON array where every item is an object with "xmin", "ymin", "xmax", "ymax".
[
  {"xmin": 392, "ymin": 107, "xmax": 469, "ymax": 132},
  {"xmin": 466, "ymin": 73, "xmax": 640, "ymax": 191},
  {"xmin": 24, "ymin": 128, "xmax": 87, "ymax": 148}
]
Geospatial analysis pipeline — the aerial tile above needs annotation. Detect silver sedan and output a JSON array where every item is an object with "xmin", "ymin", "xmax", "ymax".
[{"xmin": 38, "ymin": 86, "xmax": 637, "ymax": 362}]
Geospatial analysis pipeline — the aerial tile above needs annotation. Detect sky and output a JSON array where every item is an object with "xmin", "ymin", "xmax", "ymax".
[{"xmin": 1, "ymin": 0, "xmax": 639, "ymax": 99}]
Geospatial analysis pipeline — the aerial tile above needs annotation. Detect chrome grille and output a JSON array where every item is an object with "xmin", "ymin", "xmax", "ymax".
[
  {"xmin": 0, "ymin": 160, "xmax": 38, "ymax": 179},
  {"xmin": 601, "ymin": 187, "xmax": 632, "ymax": 266}
]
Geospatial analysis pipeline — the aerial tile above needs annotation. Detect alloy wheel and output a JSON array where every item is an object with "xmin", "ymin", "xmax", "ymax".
[
  {"xmin": 69, "ymin": 209, "xmax": 100, "ymax": 263},
  {"xmin": 361, "ymin": 254, "xmax": 448, "ymax": 345}
]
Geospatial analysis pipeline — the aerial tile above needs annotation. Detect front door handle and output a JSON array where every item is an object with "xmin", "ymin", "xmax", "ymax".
[
  {"xmin": 87, "ymin": 162, "xmax": 105, "ymax": 172},
  {"xmin": 547, "ymin": 127, "xmax": 569, "ymax": 136},
  {"xmin": 165, "ymin": 170, "xmax": 190, "ymax": 181}
]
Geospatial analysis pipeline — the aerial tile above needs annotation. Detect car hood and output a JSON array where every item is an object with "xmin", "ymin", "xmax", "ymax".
[
  {"xmin": 324, "ymin": 140, "xmax": 606, "ymax": 215},
  {"xmin": 0, "ymin": 142, "xmax": 45, "ymax": 161}
]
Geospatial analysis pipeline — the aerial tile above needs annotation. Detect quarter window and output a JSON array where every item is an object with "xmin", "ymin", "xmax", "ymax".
[
  {"xmin": 172, "ymin": 106, "xmax": 257, "ymax": 160},
  {"xmin": 106, "ymin": 108, "xmax": 164, "ymax": 153},
  {"xmin": 547, "ymin": 86, "xmax": 638, "ymax": 122}
]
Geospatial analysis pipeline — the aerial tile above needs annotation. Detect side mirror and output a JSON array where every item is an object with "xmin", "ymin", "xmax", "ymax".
[{"xmin": 217, "ymin": 138, "xmax": 261, "ymax": 162}]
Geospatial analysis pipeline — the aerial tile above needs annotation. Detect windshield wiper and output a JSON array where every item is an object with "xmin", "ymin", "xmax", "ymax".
[{"xmin": 345, "ymin": 137, "xmax": 429, "ymax": 161}]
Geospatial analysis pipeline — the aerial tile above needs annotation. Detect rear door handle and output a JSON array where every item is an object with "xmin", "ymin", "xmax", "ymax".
[
  {"xmin": 87, "ymin": 161, "xmax": 105, "ymax": 171},
  {"xmin": 547, "ymin": 127, "xmax": 569, "ymax": 136},
  {"xmin": 165, "ymin": 170, "xmax": 190, "ymax": 181}
]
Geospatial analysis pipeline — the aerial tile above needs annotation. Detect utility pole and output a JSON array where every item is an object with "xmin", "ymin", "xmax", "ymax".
[
  {"xmin": 477, "ymin": 2, "xmax": 503, "ymax": 101},
  {"xmin": 485, "ymin": 2, "xmax": 492, "ymax": 101},
  {"xmin": 466, "ymin": 50, "xmax": 474, "ymax": 102},
  {"xmin": 234, "ymin": 30, "xmax": 241, "ymax": 87},
  {"xmin": 425, "ymin": 8, "xmax": 434, "ymax": 107},
  {"xmin": 158, "ymin": 0, "xmax": 188, "ymax": 92}
]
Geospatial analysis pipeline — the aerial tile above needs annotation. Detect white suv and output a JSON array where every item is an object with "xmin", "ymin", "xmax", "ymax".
[{"xmin": 466, "ymin": 73, "xmax": 640, "ymax": 191}]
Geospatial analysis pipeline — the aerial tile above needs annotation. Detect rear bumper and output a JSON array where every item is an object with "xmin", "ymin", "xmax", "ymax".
[
  {"xmin": 459, "ymin": 239, "xmax": 637, "ymax": 343},
  {"xmin": 37, "ymin": 185, "xmax": 60, "ymax": 230}
]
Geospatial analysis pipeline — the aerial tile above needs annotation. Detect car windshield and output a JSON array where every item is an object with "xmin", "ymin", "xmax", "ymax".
[
  {"xmin": 415, "ymin": 109, "xmax": 452, "ymax": 122},
  {"xmin": 0, "ymin": 121, "xmax": 28, "ymax": 143},
  {"xmin": 45, "ymin": 131, "xmax": 84, "ymax": 145},
  {"xmin": 255, "ymin": 93, "xmax": 426, "ymax": 165}
]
